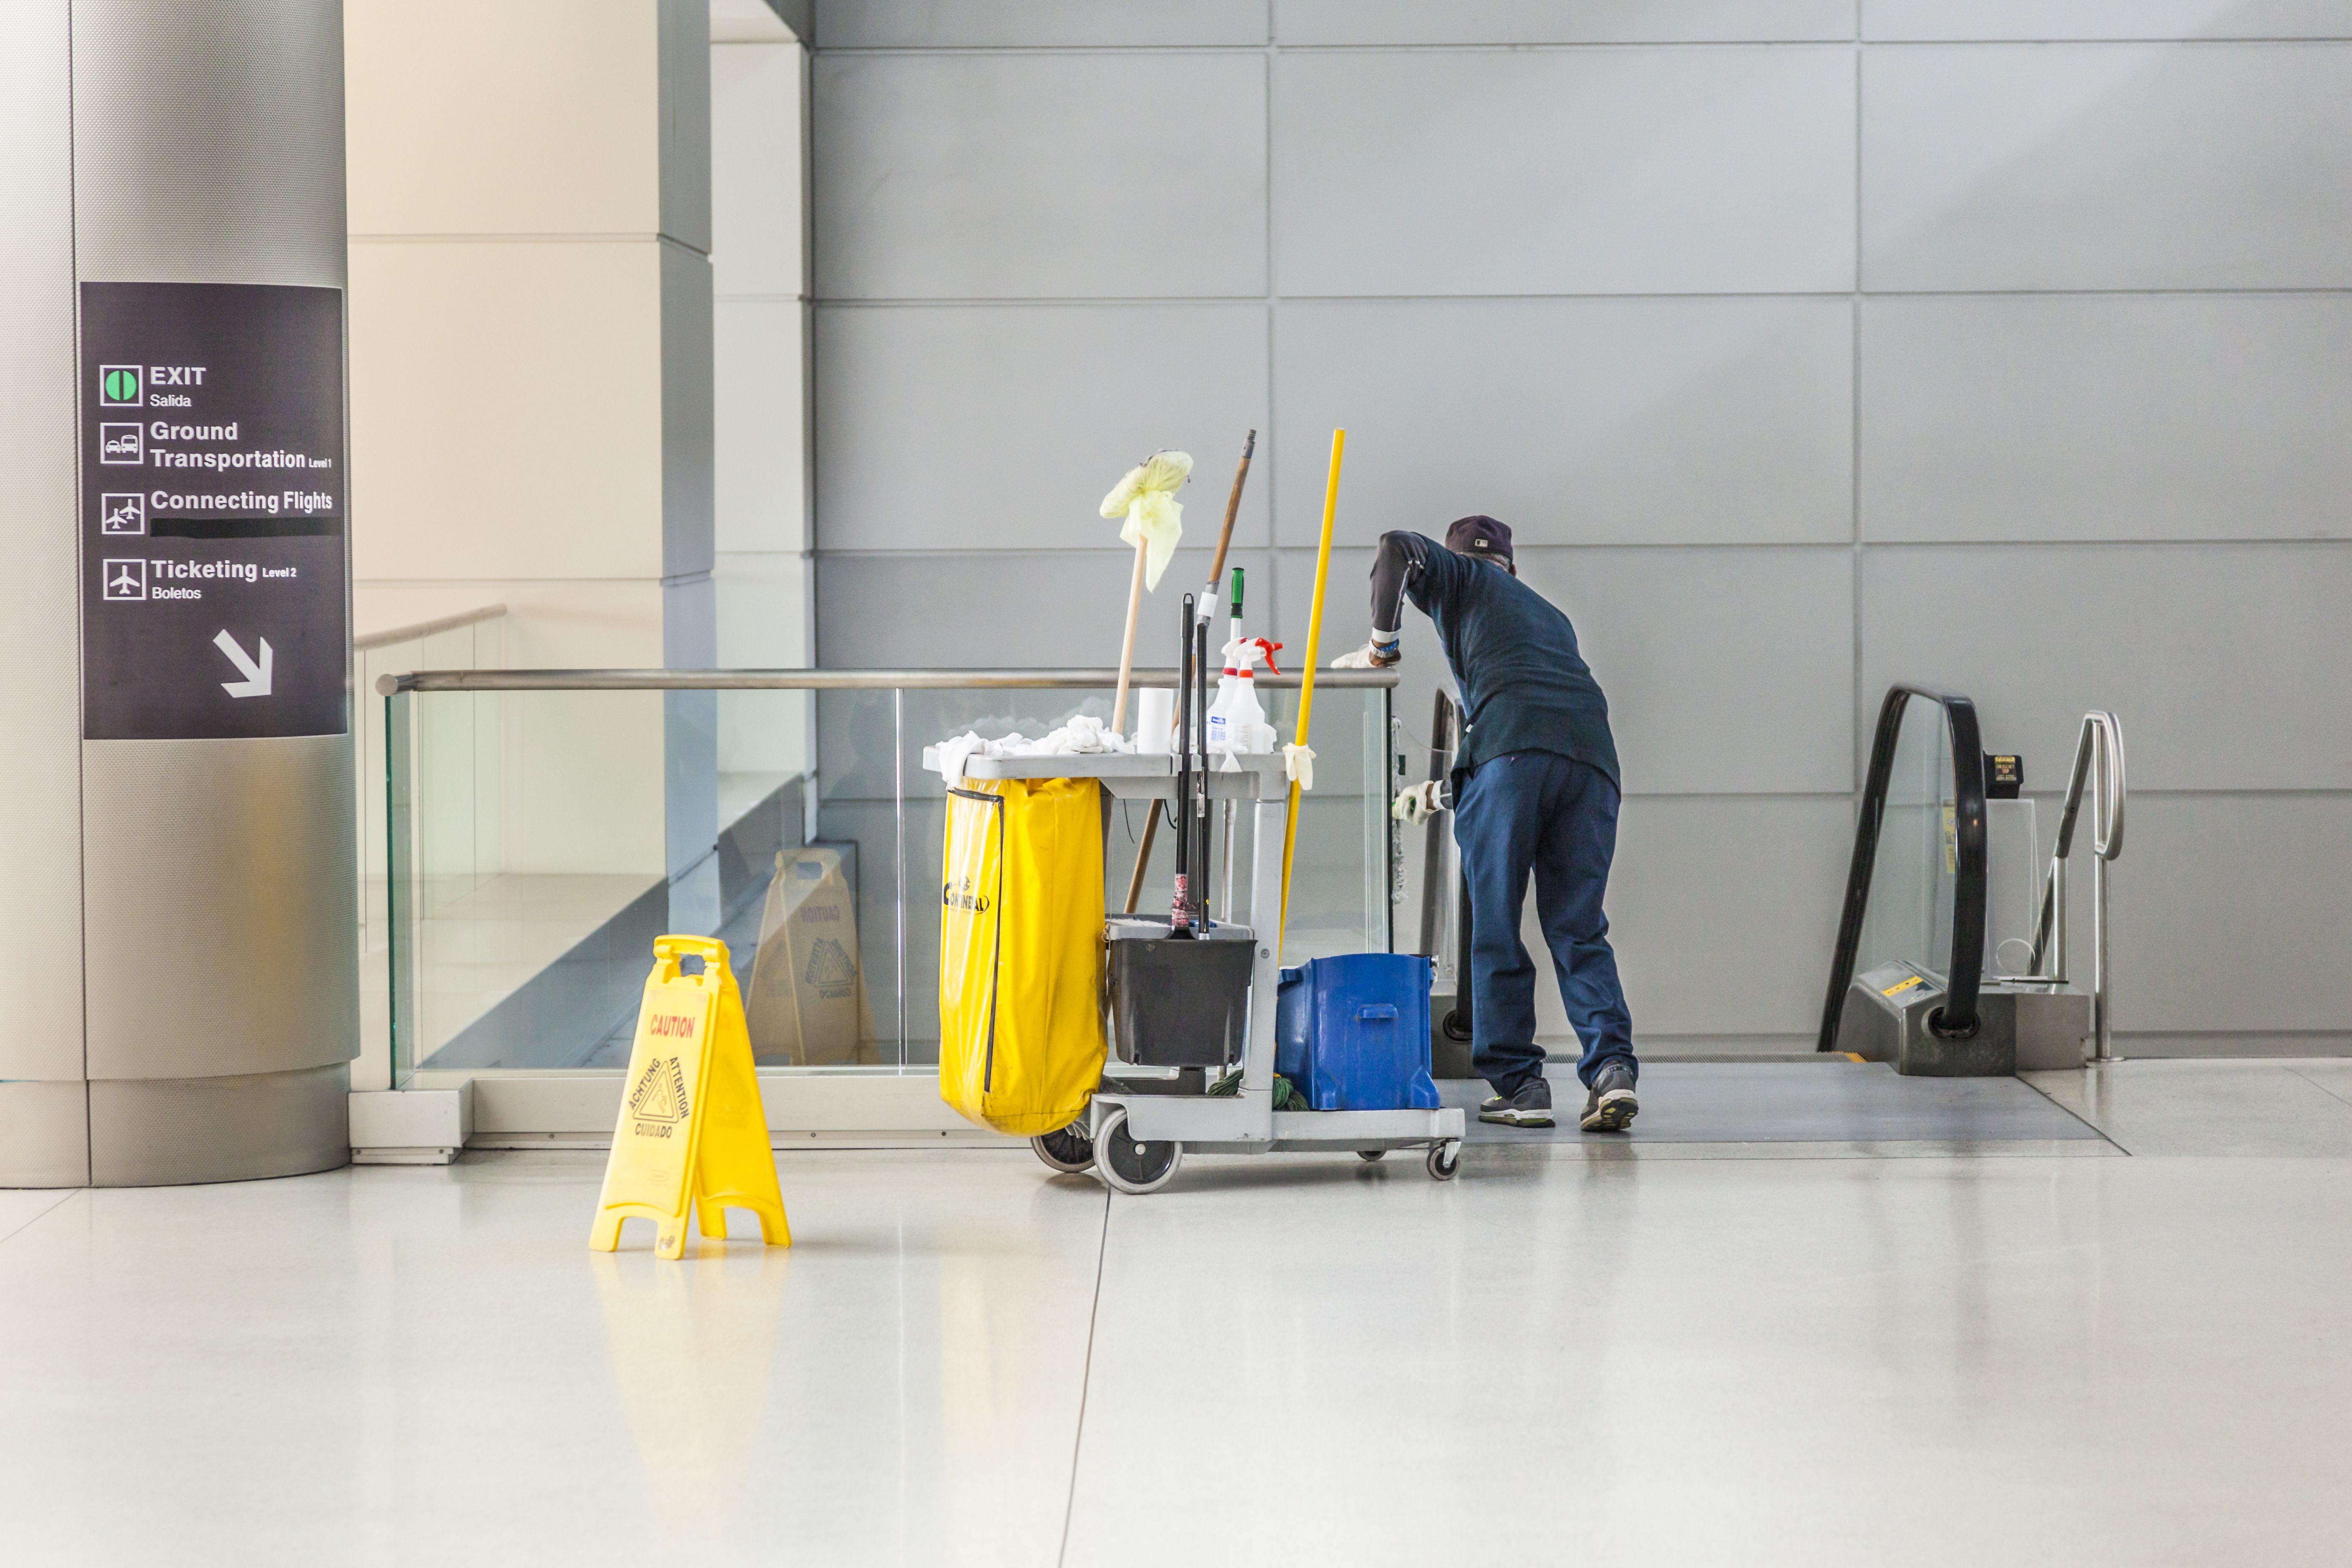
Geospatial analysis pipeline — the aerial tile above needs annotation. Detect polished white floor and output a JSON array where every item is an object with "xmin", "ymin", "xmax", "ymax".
[{"xmin": 5, "ymin": 1062, "xmax": 2351, "ymax": 1566}]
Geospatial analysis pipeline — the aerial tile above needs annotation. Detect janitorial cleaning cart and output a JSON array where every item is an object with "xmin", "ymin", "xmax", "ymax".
[
  {"xmin": 927, "ymin": 428, "xmax": 1464, "ymax": 1193},
  {"xmin": 929, "ymin": 746, "xmax": 1464, "ymax": 1192}
]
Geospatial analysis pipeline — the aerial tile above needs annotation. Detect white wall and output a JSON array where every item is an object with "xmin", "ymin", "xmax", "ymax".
[{"xmin": 345, "ymin": 0, "xmax": 719, "ymax": 878}]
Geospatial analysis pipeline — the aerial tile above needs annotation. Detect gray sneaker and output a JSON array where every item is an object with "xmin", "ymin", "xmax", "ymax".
[
  {"xmin": 1580, "ymin": 1063, "xmax": 1639, "ymax": 1132},
  {"xmin": 1477, "ymin": 1078, "xmax": 1554, "ymax": 1128}
]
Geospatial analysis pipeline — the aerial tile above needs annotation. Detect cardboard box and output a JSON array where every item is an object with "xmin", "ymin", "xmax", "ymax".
[{"xmin": 744, "ymin": 847, "xmax": 877, "ymax": 1065}]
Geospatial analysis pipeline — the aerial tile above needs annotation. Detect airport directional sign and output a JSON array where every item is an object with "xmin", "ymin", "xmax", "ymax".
[{"xmin": 78, "ymin": 282, "xmax": 346, "ymax": 740}]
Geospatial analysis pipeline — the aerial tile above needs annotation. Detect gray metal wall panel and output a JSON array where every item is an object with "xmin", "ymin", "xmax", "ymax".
[
  {"xmin": 1270, "ymin": 546, "xmax": 1853, "ymax": 797},
  {"xmin": 812, "ymin": 0, "xmax": 1267, "ymax": 48},
  {"xmin": 83, "ymin": 735, "xmax": 359, "ymax": 1081},
  {"xmin": 803, "ymin": 7, "xmax": 2352, "ymax": 1054},
  {"xmin": 811, "ymin": 53, "xmax": 1266, "ymax": 300},
  {"xmin": 1272, "ymin": 298, "xmax": 1853, "ymax": 548},
  {"xmin": 1862, "ymin": 43, "xmax": 2352, "ymax": 291},
  {"xmin": 1861, "ymin": 544, "xmax": 2352, "ymax": 792},
  {"xmin": 1864, "ymin": 2, "xmax": 2352, "ymax": 41},
  {"xmin": 818, "ymin": 547, "xmax": 1272, "ymax": 668},
  {"xmin": 0, "ymin": 1082, "xmax": 88, "ymax": 1188},
  {"xmin": 814, "ymin": 304, "xmax": 1269, "ymax": 551},
  {"xmin": 662, "ymin": 242, "xmax": 718, "ymax": 591},
  {"xmin": 1279, "ymin": 1, "xmax": 1858, "ymax": 44},
  {"xmin": 1862, "ymin": 295, "xmax": 2352, "ymax": 543},
  {"xmin": 1271, "ymin": 48, "xmax": 1856, "ymax": 297},
  {"xmin": 2102, "ymin": 794, "xmax": 2352, "ymax": 1035},
  {"xmin": 72, "ymin": 0, "xmax": 346, "ymax": 287},
  {"xmin": 1521, "ymin": 548, "xmax": 1855, "ymax": 797},
  {"xmin": 1607, "ymin": 796, "xmax": 1853, "ymax": 1037},
  {"xmin": 0, "ymin": 1, "xmax": 87, "ymax": 1084},
  {"xmin": 659, "ymin": 0, "xmax": 714, "ymax": 254},
  {"xmin": 88, "ymin": 1063, "xmax": 348, "ymax": 1186}
]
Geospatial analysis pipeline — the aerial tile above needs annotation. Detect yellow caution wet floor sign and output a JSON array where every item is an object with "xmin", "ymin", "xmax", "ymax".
[{"xmin": 591, "ymin": 936, "xmax": 791, "ymax": 1259}]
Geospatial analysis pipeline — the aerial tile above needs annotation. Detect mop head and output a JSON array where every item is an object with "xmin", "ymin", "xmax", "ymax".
[
  {"xmin": 1101, "ymin": 450, "xmax": 1193, "ymax": 590},
  {"xmin": 1207, "ymin": 1069, "xmax": 1310, "ymax": 1111}
]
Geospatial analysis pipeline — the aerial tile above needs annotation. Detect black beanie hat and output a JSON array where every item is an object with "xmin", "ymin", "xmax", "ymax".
[{"xmin": 1444, "ymin": 514, "xmax": 1514, "ymax": 565}]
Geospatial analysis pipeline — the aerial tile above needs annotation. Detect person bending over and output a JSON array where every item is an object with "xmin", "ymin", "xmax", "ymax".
[{"xmin": 1334, "ymin": 516, "xmax": 1637, "ymax": 1131}]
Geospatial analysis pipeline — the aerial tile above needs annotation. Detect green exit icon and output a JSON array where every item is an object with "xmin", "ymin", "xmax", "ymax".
[{"xmin": 99, "ymin": 365, "xmax": 142, "ymax": 406}]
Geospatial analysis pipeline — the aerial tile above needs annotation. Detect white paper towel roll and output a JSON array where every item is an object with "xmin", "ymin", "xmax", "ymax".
[{"xmin": 1135, "ymin": 687, "xmax": 1175, "ymax": 754}]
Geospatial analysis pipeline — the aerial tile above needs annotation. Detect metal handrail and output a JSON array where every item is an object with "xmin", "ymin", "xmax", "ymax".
[
  {"xmin": 354, "ymin": 603, "xmax": 507, "ymax": 653},
  {"xmin": 378, "ymin": 666, "xmax": 1400, "ymax": 695},
  {"xmin": 2024, "ymin": 711, "xmax": 2126, "ymax": 1062}
]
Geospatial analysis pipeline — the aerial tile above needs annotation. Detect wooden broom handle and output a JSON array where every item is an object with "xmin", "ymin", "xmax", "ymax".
[{"xmin": 1204, "ymin": 429, "xmax": 1256, "ymax": 595}]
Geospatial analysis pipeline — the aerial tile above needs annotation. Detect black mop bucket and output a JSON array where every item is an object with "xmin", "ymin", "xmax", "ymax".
[{"xmin": 1106, "ymin": 918, "xmax": 1256, "ymax": 1068}]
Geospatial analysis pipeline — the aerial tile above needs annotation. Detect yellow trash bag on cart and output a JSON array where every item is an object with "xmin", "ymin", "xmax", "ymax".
[{"xmin": 939, "ymin": 776, "xmax": 1105, "ymax": 1136}]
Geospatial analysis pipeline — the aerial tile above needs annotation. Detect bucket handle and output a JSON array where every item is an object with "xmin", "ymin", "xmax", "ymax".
[{"xmin": 1356, "ymin": 1003, "xmax": 1398, "ymax": 1022}]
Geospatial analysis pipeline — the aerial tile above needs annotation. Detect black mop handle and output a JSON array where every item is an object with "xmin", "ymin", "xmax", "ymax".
[
  {"xmin": 1191, "ymin": 614, "xmax": 1211, "ymax": 928},
  {"xmin": 1172, "ymin": 593, "xmax": 1196, "ymax": 935}
]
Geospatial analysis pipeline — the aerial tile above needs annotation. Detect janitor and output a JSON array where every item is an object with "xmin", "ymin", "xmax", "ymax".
[{"xmin": 1334, "ymin": 517, "xmax": 1637, "ymax": 1131}]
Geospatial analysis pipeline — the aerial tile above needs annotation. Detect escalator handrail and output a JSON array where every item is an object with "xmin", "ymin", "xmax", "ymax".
[{"xmin": 1816, "ymin": 686, "xmax": 1991, "ymax": 1052}]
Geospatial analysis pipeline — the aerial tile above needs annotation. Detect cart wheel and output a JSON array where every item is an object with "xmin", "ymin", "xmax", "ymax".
[
  {"xmin": 1096, "ymin": 1107, "xmax": 1181, "ymax": 1195},
  {"xmin": 1356, "ymin": 1149, "xmax": 1387, "ymax": 1163},
  {"xmin": 1426, "ymin": 1141, "xmax": 1462, "ymax": 1181},
  {"xmin": 1032, "ymin": 1124, "xmax": 1095, "ymax": 1175}
]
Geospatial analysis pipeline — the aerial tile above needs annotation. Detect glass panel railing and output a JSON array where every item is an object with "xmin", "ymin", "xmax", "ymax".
[
  {"xmin": 354, "ymin": 606, "xmax": 506, "ymax": 1082},
  {"xmin": 386, "ymin": 685, "xmax": 816, "ymax": 1082},
  {"xmin": 1853, "ymin": 690, "xmax": 1958, "ymax": 984},
  {"xmin": 386, "ymin": 671, "xmax": 1393, "ymax": 1084},
  {"xmin": 1983, "ymin": 797, "xmax": 2043, "ymax": 981},
  {"xmin": 1819, "ymin": 685, "xmax": 1989, "ymax": 1050}
]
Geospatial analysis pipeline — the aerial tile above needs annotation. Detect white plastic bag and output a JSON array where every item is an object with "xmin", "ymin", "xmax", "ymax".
[{"xmin": 1100, "ymin": 451, "xmax": 1193, "ymax": 591}]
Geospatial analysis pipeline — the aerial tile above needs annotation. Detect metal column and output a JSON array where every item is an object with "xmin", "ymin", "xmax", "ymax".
[{"xmin": 0, "ymin": 1, "xmax": 357, "ymax": 1185}]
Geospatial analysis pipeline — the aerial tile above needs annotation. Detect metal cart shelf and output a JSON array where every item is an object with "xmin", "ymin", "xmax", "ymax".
[{"xmin": 923, "ymin": 747, "xmax": 1466, "ymax": 1192}]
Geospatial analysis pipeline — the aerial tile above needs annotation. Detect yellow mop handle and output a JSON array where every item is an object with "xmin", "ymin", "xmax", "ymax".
[{"xmin": 1279, "ymin": 428, "xmax": 1345, "ymax": 958}]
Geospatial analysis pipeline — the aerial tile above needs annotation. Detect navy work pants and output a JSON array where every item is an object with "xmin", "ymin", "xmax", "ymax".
[{"xmin": 1453, "ymin": 749, "xmax": 1636, "ymax": 1096}]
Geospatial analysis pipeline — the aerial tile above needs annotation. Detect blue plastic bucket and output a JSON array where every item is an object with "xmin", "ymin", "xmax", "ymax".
[{"xmin": 1274, "ymin": 954, "xmax": 1441, "ymax": 1112}]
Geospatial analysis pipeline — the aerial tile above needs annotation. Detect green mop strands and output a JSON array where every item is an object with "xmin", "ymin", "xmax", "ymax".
[{"xmin": 1208, "ymin": 1069, "xmax": 1309, "ymax": 1111}]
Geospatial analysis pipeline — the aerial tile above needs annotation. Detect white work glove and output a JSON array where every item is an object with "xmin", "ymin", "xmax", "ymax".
[
  {"xmin": 1283, "ymin": 743, "xmax": 1315, "ymax": 792},
  {"xmin": 1391, "ymin": 780, "xmax": 1449, "ymax": 825},
  {"xmin": 1331, "ymin": 635, "xmax": 1400, "ymax": 670}
]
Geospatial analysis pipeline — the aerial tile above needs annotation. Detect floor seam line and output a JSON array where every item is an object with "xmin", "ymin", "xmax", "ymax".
[
  {"xmin": 2016, "ymin": 1075, "xmax": 2135, "ymax": 1155},
  {"xmin": 0, "ymin": 1191, "xmax": 80, "ymax": 1251},
  {"xmin": 1055, "ymin": 1186, "xmax": 1112, "ymax": 1568},
  {"xmin": 2285, "ymin": 1064, "xmax": 2352, "ymax": 1110}
]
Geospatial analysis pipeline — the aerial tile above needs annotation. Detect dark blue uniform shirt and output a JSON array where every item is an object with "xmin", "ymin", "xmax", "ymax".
[{"xmin": 1378, "ymin": 531, "xmax": 1620, "ymax": 788}]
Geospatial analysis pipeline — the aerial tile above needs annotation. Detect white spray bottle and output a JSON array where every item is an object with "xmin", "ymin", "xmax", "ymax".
[{"xmin": 1207, "ymin": 567, "xmax": 1282, "ymax": 764}]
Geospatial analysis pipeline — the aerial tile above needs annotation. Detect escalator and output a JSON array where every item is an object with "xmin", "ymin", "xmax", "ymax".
[{"xmin": 1818, "ymin": 686, "xmax": 2117, "ymax": 1075}]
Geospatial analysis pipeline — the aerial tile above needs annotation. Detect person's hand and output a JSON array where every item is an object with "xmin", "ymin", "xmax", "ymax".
[
  {"xmin": 1331, "ymin": 637, "xmax": 1399, "ymax": 669},
  {"xmin": 1391, "ymin": 780, "xmax": 1449, "ymax": 825}
]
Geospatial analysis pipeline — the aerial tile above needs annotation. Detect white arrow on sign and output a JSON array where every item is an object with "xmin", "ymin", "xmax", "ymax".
[{"xmin": 213, "ymin": 629, "xmax": 273, "ymax": 698}]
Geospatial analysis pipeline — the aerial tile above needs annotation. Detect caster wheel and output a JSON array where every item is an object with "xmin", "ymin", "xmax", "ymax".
[
  {"xmin": 1032, "ymin": 1124, "xmax": 1095, "ymax": 1174},
  {"xmin": 1426, "ymin": 1141, "xmax": 1462, "ymax": 1181},
  {"xmin": 1357, "ymin": 1149, "xmax": 1387, "ymax": 1163},
  {"xmin": 1096, "ymin": 1107, "xmax": 1181, "ymax": 1195}
]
